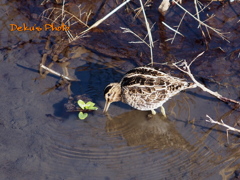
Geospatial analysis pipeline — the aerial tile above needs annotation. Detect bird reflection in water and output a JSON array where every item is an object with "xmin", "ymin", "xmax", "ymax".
[{"xmin": 105, "ymin": 110, "xmax": 193, "ymax": 151}]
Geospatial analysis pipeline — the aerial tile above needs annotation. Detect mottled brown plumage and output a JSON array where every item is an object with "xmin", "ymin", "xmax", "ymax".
[{"xmin": 103, "ymin": 66, "xmax": 196, "ymax": 115}]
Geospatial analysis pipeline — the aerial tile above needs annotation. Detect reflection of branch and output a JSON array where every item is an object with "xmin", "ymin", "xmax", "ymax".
[
  {"xmin": 173, "ymin": 52, "xmax": 240, "ymax": 106},
  {"xmin": 206, "ymin": 115, "xmax": 240, "ymax": 143}
]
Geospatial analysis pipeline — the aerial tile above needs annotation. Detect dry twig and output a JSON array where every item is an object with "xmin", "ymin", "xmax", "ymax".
[
  {"xmin": 167, "ymin": 0, "xmax": 230, "ymax": 42},
  {"xmin": 79, "ymin": 0, "xmax": 130, "ymax": 36},
  {"xmin": 41, "ymin": 6, "xmax": 90, "ymax": 42},
  {"xmin": 174, "ymin": 52, "xmax": 240, "ymax": 143},
  {"xmin": 206, "ymin": 115, "xmax": 240, "ymax": 143},
  {"xmin": 162, "ymin": 21, "xmax": 184, "ymax": 39},
  {"xmin": 121, "ymin": 27, "xmax": 150, "ymax": 47},
  {"xmin": 121, "ymin": 0, "xmax": 155, "ymax": 65},
  {"xmin": 134, "ymin": 0, "xmax": 152, "ymax": 18},
  {"xmin": 169, "ymin": 12, "xmax": 186, "ymax": 43},
  {"xmin": 173, "ymin": 52, "xmax": 240, "ymax": 106},
  {"xmin": 139, "ymin": 0, "xmax": 154, "ymax": 65},
  {"xmin": 41, "ymin": 0, "xmax": 131, "ymax": 42},
  {"xmin": 40, "ymin": 64, "xmax": 77, "ymax": 81}
]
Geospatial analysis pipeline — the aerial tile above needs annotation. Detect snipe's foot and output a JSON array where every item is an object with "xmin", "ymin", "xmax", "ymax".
[
  {"xmin": 151, "ymin": 109, "xmax": 156, "ymax": 115},
  {"xmin": 160, "ymin": 106, "xmax": 166, "ymax": 117}
]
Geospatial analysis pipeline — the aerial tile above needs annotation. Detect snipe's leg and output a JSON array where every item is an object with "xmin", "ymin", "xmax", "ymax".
[
  {"xmin": 160, "ymin": 106, "xmax": 166, "ymax": 117},
  {"xmin": 151, "ymin": 109, "xmax": 156, "ymax": 115}
]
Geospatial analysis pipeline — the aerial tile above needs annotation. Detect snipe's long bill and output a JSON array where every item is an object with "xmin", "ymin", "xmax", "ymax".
[{"xmin": 103, "ymin": 66, "xmax": 196, "ymax": 116}]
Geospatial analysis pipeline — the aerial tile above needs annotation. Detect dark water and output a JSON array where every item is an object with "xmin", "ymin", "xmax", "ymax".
[{"xmin": 0, "ymin": 0, "xmax": 240, "ymax": 179}]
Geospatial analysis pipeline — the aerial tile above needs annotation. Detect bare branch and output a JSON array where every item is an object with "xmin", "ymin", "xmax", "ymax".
[
  {"xmin": 194, "ymin": 0, "xmax": 201, "ymax": 27},
  {"xmin": 139, "ymin": 0, "xmax": 154, "ymax": 65},
  {"xmin": 162, "ymin": 21, "xmax": 184, "ymax": 38},
  {"xmin": 172, "ymin": 0, "xmax": 230, "ymax": 42},
  {"xmin": 173, "ymin": 52, "xmax": 240, "ymax": 106},
  {"xmin": 40, "ymin": 64, "xmax": 78, "ymax": 81},
  {"xmin": 206, "ymin": 115, "xmax": 240, "ymax": 143},
  {"xmin": 171, "ymin": 12, "xmax": 186, "ymax": 44},
  {"xmin": 121, "ymin": 0, "xmax": 155, "ymax": 65},
  {"xmin": 134, "ymin": 0, "xmax": 152, "ymax": 18},
  {"xmin": 61, "ymin": 0, "xmax": 65, "ymax": 22},
  {"xmin": 121, "ymin": 27, "xmax": 150, "ymax": 47},
  {"xmin": 80, "ymin": 0, "xmax": 130, "ymax": 35}
]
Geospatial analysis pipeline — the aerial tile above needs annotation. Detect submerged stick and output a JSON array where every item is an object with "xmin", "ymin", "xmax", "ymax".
[{"xmin": 40, "ymin": 64, "xmax": 77, "ymax": 81}]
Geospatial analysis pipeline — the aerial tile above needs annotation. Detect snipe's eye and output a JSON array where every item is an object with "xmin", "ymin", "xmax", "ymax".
[{"xmin": 107, "ymin": 93, "xmax": 111, "ymax": 96}]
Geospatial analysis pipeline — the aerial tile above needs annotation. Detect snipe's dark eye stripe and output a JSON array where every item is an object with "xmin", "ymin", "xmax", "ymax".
[{"xmin": 104, "ymin": 85, "xmax": 113, "ymax": 95}]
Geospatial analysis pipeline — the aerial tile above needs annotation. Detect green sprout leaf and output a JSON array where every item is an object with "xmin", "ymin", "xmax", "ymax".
[
  {"xmin": 85, "ymin": 101, "xmax": 98, "ymax": 110},
  {"xmin": 77, "ymin": 100, "xmax": 86, "ymax": 110},
  {"xmin": 77, "ymin": 100, "xmax": 98, "ymax": 111},
  {"xmin": 85, "ymin": 101, "xmax": 95, "ymax": 107},
  {"xmin": 87, "ymin": 106, "xmax": 98, "ymax": 110},
  {"xmin": 78, "ymin": 112, "xmax": 88, "ymax": 120},
  {"xmin": 77, "ymin": 100, "xmax": 98, "ymax": 120}
]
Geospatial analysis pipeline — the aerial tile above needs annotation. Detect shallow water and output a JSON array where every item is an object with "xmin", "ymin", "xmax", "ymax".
[{"xmin": 0, "ymin": 0, "xmax": 240, "ymax": 180}]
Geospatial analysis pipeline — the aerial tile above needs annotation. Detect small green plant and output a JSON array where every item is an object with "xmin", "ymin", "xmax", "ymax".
[{"xmin": 77, "ymin": 100, "xmax": 98, "ymax": 120}]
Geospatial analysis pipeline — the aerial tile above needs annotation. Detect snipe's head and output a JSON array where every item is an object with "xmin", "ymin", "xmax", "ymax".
[{"xmin": 103, "ymin": 83, "xmax": 121, "ymax": 113}]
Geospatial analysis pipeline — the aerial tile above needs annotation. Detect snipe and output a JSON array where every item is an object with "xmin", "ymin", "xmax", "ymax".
[{"xmin": 103, "ymin": 66, "xmax": 196, "ymax": 116}]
